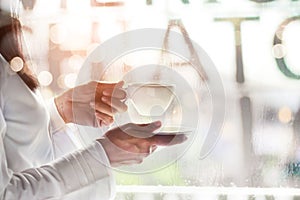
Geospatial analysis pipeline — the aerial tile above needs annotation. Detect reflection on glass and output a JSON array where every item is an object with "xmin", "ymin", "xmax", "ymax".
[{"xmin": 20, "ymin": 0, "xmax": 300, "ymax": 198}]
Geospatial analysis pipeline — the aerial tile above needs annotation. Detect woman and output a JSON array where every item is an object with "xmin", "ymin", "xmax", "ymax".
[{"xmin": 0, "ymin": 3, "xmax": 186, "ymax": 200}]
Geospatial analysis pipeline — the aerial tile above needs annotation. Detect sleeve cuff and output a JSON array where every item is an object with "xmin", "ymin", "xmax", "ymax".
[
  {"xmin": 47, "ymin": 98, "xmax": 66, "ymax": 134},
  {"xmin": 52, "ymin": 141, "xmax": 115, "ymax": 197}
]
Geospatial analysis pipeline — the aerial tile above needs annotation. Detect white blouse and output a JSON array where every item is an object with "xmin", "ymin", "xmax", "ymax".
[{"xmin": 0, "ymin": 54, "xmax": 115, "ymax": 200}]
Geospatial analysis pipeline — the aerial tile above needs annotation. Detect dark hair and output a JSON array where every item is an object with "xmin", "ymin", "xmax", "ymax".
[{"xmin": 0, "ymin": 15, "xmax": 38, "ymax": 91}]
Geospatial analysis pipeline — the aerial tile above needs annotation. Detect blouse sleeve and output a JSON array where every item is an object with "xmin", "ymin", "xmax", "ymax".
[
  {"xmin": 47, "ymin": 98, "xmax": 66, "ymax": 135},
  {"xmin": 0, "ymin": 108, "xmax": 115, "ymax": 200}
]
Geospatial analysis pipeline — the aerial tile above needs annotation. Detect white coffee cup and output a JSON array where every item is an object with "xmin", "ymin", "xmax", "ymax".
[{"xmin": 126, "ymin": 82, "xmax": 175, "ymax": 117}]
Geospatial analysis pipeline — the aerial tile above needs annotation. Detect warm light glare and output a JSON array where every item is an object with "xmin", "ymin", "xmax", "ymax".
[
  {"xmin": 38, "ymin": 71, "xmax": 53, "ymax": 86},
  {"xmin": 10, "ymin": 57, "xmax": 24, "ymax": 72},
  {"xmin": 278, "ymin": 106, "xmax": 292, "ymax": 124}
]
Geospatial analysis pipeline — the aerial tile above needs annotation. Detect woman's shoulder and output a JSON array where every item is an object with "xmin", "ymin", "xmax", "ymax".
[
  {"xmin": 0, "ymin": 54, "xmax": 15, "ymax": 94},
  {"xmin": 0, "ymin": 54, "xmax": 14, "ymax": 79},
  {"xmin": 0, "ymin": 54, "xmax": 9, "ymax": 108}
]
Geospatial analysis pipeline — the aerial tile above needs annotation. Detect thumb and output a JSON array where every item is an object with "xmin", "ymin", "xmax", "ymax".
[
  {"xmin": 150, "ymin": 134, "xmax": 187, "ymax": 146},
  {"xmin": 116, "ymin": 81, "xmax": 124, "ymax": 88}
]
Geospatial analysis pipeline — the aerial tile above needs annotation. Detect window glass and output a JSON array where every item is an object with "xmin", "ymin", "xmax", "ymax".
[{"xmin": 20, "ymin": 0, "xmax": 300, "ymax": 199}]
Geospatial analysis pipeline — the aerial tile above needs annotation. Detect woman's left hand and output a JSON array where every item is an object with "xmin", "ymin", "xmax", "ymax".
[
  {"xmin": 97, "ymin": 121, "xmax": 188, "ymax": 167},
  {"xmin": 54, "ymin": 81, "xmax": 127, "ymax": 127}
]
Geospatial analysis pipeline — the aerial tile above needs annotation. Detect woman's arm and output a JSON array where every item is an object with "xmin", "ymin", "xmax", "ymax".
[{"xmin": 0, "ymin": 109, "xmax": 114, "ymax": 200}]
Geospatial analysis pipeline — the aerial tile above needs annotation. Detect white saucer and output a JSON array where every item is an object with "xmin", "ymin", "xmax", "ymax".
[{"xmin": 155, "ymin": 126, "xmax": 194, "ymax": 135}]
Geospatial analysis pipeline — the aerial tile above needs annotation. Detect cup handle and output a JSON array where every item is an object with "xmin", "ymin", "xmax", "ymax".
[{"xmin": 122, "ymin": 84, "xmax": 130, "ymax": 103}]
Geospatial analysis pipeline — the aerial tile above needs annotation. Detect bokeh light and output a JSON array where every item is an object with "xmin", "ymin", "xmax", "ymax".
[
  {"xmin": 10, "ymin": 57, "xmax": 24, "ymax": 72},
  {"xmin": 278, "ymin": 106, "xmax": 293, "ymax": 124},
  {"xmin": 272, "ymin": 44, "xmax": 286, "ymax": 59},
  {"xmin": 64, "ymin": 73, "xmax": 77, "ymax": 88},
  {"xmin": 38, "ymin": 71, "xmax": 53, "ymax": 86}
]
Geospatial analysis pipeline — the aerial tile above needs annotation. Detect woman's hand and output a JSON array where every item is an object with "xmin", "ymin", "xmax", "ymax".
[
  {"xmin": 97, "ymin": 121, "xmax": 187, "ymax": 167},
  {"xmin": 55, "ymin": 81, "xmax": 127, "ymax": 127}
]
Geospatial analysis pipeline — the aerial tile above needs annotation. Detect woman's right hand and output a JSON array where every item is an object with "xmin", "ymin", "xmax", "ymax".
[
  {"xmin": 97, "ymin": 121, "xmax": 187, "ymax": 167},
  {"xmin": 55, "ymin": 81, "xmax": 127, "ymax": 127}
]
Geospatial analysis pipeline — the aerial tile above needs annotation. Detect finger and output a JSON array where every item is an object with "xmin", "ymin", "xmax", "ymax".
[
  {"xmin": 116, "ymin": 80, "xmax": 124, "ymax": 88},
  {"xmin": 103, "ymin": 88, "xmax": 127, "ymax": 99},
  {"xmin": 102, "ymin": 96, "xmax": 128, "ymax": 112},
  {"xmin": 96, "ymin": 81, "xmax": 117, "ymax": 91},
  {"xmin": 102, "ymin": 81, "xmax": 126, "ymax": 97},
  {"xmin": 150, "ymin": 134, "xmax": 187, "ymax": 146},
  {"xmin": 133, "ymin": 121, "xmax": 161, "ymax": 133},
  {"xmin": 95, "ymin": 81, "xmax": 120, "ymax": 97},
  {"xmin": 94, "ymin": 82, "xmax": 116, "ymax": 97},
  {"xmin": 96, "ymin": 119, "xmax": 110, "ymax": 127},
  {"xmin": 95, "ymin": 118, "xmax": 103, "ymax": 127},
  {"xmin": 90, "ymin": 101, "xmax": 116, "ymax": 116},
  {"xmin": 95, "ymin": 112, "xmax": 114, "ymax": 125}
]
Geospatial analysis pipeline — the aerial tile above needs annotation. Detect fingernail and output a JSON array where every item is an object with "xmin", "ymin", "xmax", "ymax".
[
  {"xmin": 118, "ymin": 81, "xmax": 124, "ymax": 87},
  {"xmin": 102, "ymin": 97, "xmax": 108, "ymax": 102},
  {"xmin": 108, "ymin": 118, "xmax": 114, "ymax": 124},
  {"xmin": 183, "ymin": 136, "xmax": 188, "ymax": 141},
  {"xmin": 178, "ymin": 135, "xmax": 188, "ymax": 142},
  {"xmin": 103, "ymin": 90, "xmax": 111, "ymax": 96},
  {"xmin": 104, "ymin": 119, "xmax": 113, "ymax": 126},
  {"xmin": 154, "ymin": 121, "xmax": 161, "ymax": 127}
]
